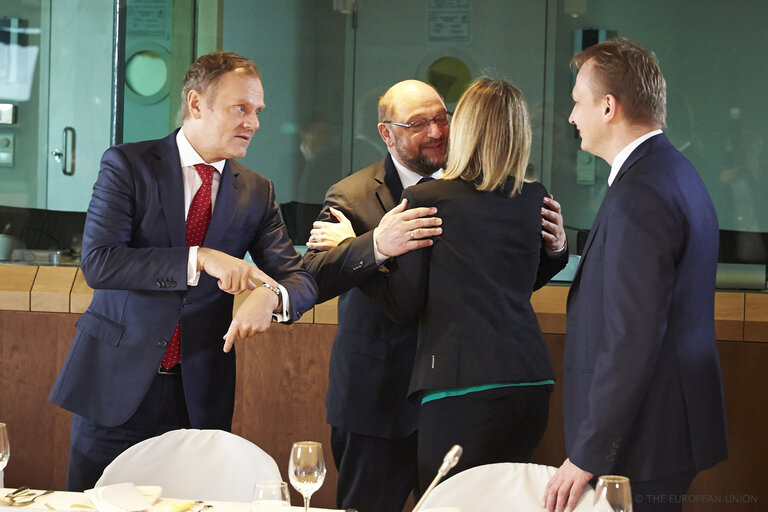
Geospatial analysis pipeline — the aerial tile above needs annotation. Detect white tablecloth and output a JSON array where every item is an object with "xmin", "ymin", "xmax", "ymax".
[
  {"xmin": 420, "ymin": 463, "xmax": 597, "ymax": 512},
  {"xmin": 0, "ymin": 489, "xmax": 338, "ymax": 512}
]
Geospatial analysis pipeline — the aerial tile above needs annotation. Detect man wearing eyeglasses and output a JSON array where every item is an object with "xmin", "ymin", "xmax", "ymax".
[{"xmin": 303, "ymin": 80, "xmax": 567, "ymax": 512}]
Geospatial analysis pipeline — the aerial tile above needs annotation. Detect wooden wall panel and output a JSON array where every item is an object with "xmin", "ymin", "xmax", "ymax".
[
  {"xmin": 30, "ymin": 267, "xmax": 77, "ymax": 313},
  {"xmin": 744, "ymin": 293, "xmax": 768, "ymax": 343},
  {"xmin": 233, "ymin": 323, "xmax": 337, "ymax": 508},
  {"xmin": 69, "ymin": 269, "xmax": 93, "ymax": 314},
  {"xmin": 0, "ymin": 265, "xmax": 37, "ymax": 311},
  {"xmin": 314, "ymin": 298, "xmax": 339, "ymax": 325},
  {"xmin": 0, "ymin": 311, "xmax": 76, "ymax": 490},
  {"xmin": 685, "ymin": 341, "xmax": 768, "ymax": 511},
  {"xmin": 714, "ymin": 292, "xmax": 745, "ymax": 341},
  {"xmin": 1, "ymin": 284, "xmax": 766, "ymax": 512}
]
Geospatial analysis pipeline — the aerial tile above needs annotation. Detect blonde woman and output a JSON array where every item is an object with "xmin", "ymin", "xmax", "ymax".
[{"xmin": 377, "ymin": 78, "xmax": 566, "ymax": 488}]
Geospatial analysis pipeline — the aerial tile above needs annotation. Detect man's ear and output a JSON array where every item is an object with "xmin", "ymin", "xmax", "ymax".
[
  {"xmin": 603, "ymin": 94, "xmax": 618, "ymax": 122},
  {"xmin": 378, "ymin": 122, "xmax": 395, "ymax": 148},
  {"xmin": 187, "ymin": 89, "xmax": 203, "ymax": 119}
]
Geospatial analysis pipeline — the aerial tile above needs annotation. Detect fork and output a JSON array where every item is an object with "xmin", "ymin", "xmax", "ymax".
[
  {"xmin": 11, "ymin": 490, "xmax": 54, "ymax": 507},
  {"xmin": 3, "ymin": 487, "xmax": 30, "ymax": 500}
]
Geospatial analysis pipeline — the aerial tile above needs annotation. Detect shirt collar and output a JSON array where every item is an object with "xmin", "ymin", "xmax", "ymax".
[
  {"xmin": 177, "ymin": 128, "xmax": 226, "ymax": 174},
  {"xmin": 608, "ymin": 129, "xmax": 663, "ymax": 186},
  {"xmin": 390, "ymin": 153, "xmax": 443, "ymax": 189}
]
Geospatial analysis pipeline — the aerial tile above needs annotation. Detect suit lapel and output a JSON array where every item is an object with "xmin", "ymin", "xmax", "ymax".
[
  {"xmin": 204, "ymin": 160, "xmax": 239, "ymax": 249},
  {"xmin": 569, "ymin": 197, "xmax": 609, "ymax": 295},
  {"xmin": 376, "ymin": 154, "xmax": 402, "ymax": 213},
  {"xmin": 155, "ymin": 132, "xmax": 186, "ymax": 248},
  {"xmin": 569, "ymin": 133, "xmax": 668, "ymax": 297},
  {"xmin": 613, "ymin": 132, "xmax": 668, "ymax": 186}
]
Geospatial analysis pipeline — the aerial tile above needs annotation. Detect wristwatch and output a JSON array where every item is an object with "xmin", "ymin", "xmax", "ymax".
[{"xmin": 261, "ymin": 282, "xmax": 282, "ymax": 308}]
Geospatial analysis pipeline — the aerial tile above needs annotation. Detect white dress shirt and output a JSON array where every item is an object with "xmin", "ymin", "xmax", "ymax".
[
  {"xmin": 608, "ymin": 129, "xmax": 663, "ymax": 186},
  {"xmin": 176, "ymin": 129, "xmax": 290, "ymax": 321}
]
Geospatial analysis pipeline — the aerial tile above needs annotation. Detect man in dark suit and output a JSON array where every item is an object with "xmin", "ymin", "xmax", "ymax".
[
  {"xmin": 544, "ymin": 39, "xmax": 727, "ymax": 512},
  {"xmin": 49, "ymin": 52, "xmax": 317, "ymax": 491},
  {"xmin": 303, "ymin": 80, "xmax": 567, "ymax": 512}
]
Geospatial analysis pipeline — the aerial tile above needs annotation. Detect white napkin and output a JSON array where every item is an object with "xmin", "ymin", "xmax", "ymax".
[{"xmin": 85, "ymin": 484, "xmax": 161, "ymax": 512}]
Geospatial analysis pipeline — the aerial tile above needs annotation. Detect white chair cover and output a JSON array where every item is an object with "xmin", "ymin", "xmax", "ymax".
[
  {"xmin": 96, "ymin": 429, "xmax": 281, "ymax": 502},
  {"xmin": 420, "ymin": 462, "xmax": 596, "ymax": 512}
]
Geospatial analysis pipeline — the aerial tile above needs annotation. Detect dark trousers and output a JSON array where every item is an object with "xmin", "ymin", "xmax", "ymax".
[
  {"xmin": 629, "ymin": 470, "xmax": 697, "ymax": 512},
  {"xmin": 66, "ymin": 371, "xmax": 191, "ymax": 491},
  {"xmin": 417, "ymin": 385, "xmax": 551, "ymax": 490},
  {"xmin": 331, "ymin": 427, "xmax": 419, "ymax": 512}
]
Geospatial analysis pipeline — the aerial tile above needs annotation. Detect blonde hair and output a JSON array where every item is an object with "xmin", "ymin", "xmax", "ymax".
[{"xmin": 443, "ymin": 78, "xmax": 531, "ymax": 195}]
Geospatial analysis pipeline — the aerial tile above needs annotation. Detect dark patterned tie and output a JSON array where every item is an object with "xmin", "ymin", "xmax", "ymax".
[
  {"xmin": 417, "ymin": 176, "xmax": 435, "ymax": 184},
  {"xmin": 161, "ymin": 164, "xmax": 216, "ymax": 370}
]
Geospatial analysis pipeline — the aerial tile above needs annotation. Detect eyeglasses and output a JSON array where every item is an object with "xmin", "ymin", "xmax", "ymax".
[{"xmin": 382, "ymin": 112, "xmax": 452, "ymax": 134}]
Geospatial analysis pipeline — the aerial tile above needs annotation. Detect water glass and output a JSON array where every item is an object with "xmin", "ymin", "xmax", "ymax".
[
  {"xmin": 594, "ymin": 475, "xmax": 633, "ymax": 512},
  {"xmin": 251, "ymin": 480, "xmax": 290, "ymax": 511},
  {"xmin": 288, "ymin": 441, "xmax": 326, "ymax": 512}
]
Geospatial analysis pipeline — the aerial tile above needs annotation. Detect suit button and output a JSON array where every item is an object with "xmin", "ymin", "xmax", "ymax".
[
  {"xmin": 170, "ymin": 280, "xmax": 177, "ymax": 287},
  {"xmin": 156, "ymin": 280, "xmax": 162, "ymax": 288},
  {"xmin": 157, "ymin": 339, "xmax": 168, "ymax": 347}
]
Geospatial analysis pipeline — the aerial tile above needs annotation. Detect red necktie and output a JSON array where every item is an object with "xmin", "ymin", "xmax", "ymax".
[{"xmin": 161, "ymin": 164, "xmax": 216, "ymax": 370}]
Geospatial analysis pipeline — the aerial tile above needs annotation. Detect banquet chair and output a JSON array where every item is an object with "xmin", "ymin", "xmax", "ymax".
[
  {"xmin": 95, "ymin": 429, "xmax": 281, "ymax": 501},
  {"xmin": 419, "ymin": 462, "xmax": 596, "ymax": 512}
]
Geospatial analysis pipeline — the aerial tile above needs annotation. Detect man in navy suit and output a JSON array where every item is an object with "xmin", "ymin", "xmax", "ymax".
[
  {"xmin": 544, "ymin": 39, "xmax": 727, "ymax": 512},
  {"xmin": 303, "ymin": 80, "xmax": 567, "ymax": 512},
  {"xmin": 50, "ymin": 52, "xmax": 316, "ymax": 490}
]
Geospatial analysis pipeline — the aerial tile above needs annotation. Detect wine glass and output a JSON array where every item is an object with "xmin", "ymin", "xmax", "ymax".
[
  {"xmin": 0, "ymin": 423, "xmax": 9, "ymax": 472},
  {"xmin": 288, "ymin": 441, "xmax": 326, "ymax": 512},
  {"xmin": 594, "ymin": 475, "xmax": 633, "ymax": 512},
  {"xmin": 251, "ymin": 480, "xmax": 290, "ymax": 511}
]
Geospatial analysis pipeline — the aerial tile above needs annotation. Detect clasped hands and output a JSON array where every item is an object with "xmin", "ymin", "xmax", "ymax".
[
  {"xmin": 308, "ymin": 196, "xmax": 565, "ymax": 257},
  {"xmin": 306, "ymin": 199, "xmax": 443, "ymax": 257},
  {"xmin": 196, "ymin": 247, "xmax": 281, "ymax": 352}
]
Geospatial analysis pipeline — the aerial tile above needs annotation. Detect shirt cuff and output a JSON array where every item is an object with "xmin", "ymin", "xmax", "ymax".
[
  {"xmin": 187, "ymin": 246, "xmax": 201, "ymax": 286},
  {"xmin": 272, "ymin": 283, "xmax": 291, "ymax": 323},
  {"xmin": 372, "ymin": 227, "xmax": 389, "ymax": 265}
]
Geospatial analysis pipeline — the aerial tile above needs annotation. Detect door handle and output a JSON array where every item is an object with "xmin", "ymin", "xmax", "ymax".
[{"xmin": 52, "ymin": 126, "xmax": 76, "ymax": 176}]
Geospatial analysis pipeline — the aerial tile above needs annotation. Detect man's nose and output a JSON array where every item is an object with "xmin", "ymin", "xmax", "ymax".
[
  {"xmin": 245, "ymin": 112, "xmax": 260, "ymax": 131},
  {"xmin": 425, "ymin": 119, "xmax": 442, "ymax": 138}
]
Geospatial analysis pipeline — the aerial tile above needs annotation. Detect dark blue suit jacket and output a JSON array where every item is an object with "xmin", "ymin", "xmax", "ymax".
[
  {"xmin": 50, "ymin": 130, "xmax": 316, "ymax": 429},
  {"xmin": 563, "ymin": 133, "xmax": 728, "ymax": 481}
]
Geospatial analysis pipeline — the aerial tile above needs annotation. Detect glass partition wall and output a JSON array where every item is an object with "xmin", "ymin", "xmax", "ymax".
[{"xmin": 1, "ymin": 0, "xmax": 766, "ymax": 266}]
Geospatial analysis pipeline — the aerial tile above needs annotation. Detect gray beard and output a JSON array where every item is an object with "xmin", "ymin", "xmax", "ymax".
[{"xmin": 395, "ymin": 146, "xmax": 446, "ymax": 176}]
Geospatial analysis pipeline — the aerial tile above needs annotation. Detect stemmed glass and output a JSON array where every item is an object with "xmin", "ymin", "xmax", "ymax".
[
  {"xmin": 251, "ymin": 481, "xmax": 291, "ymax": 511},
  {"xmin": 0, "ymin": 423, "xmax": 9, "ymax": 473},
  {"xmin": 288, "ymin": 441, "xmax": 326, "ymax": 512},
  {"xmin": 594, "ymin": 475, "xmax": 633, "ymax": 512}
]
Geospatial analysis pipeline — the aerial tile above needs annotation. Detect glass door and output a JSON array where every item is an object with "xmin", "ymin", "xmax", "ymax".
[
  {"xmin": 349, "ymin": 0, "xmax": 550, "ymax": 180},
  {"xmin": 45, "ymin": 0, "xmax": 114, "ymax": 211}
]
